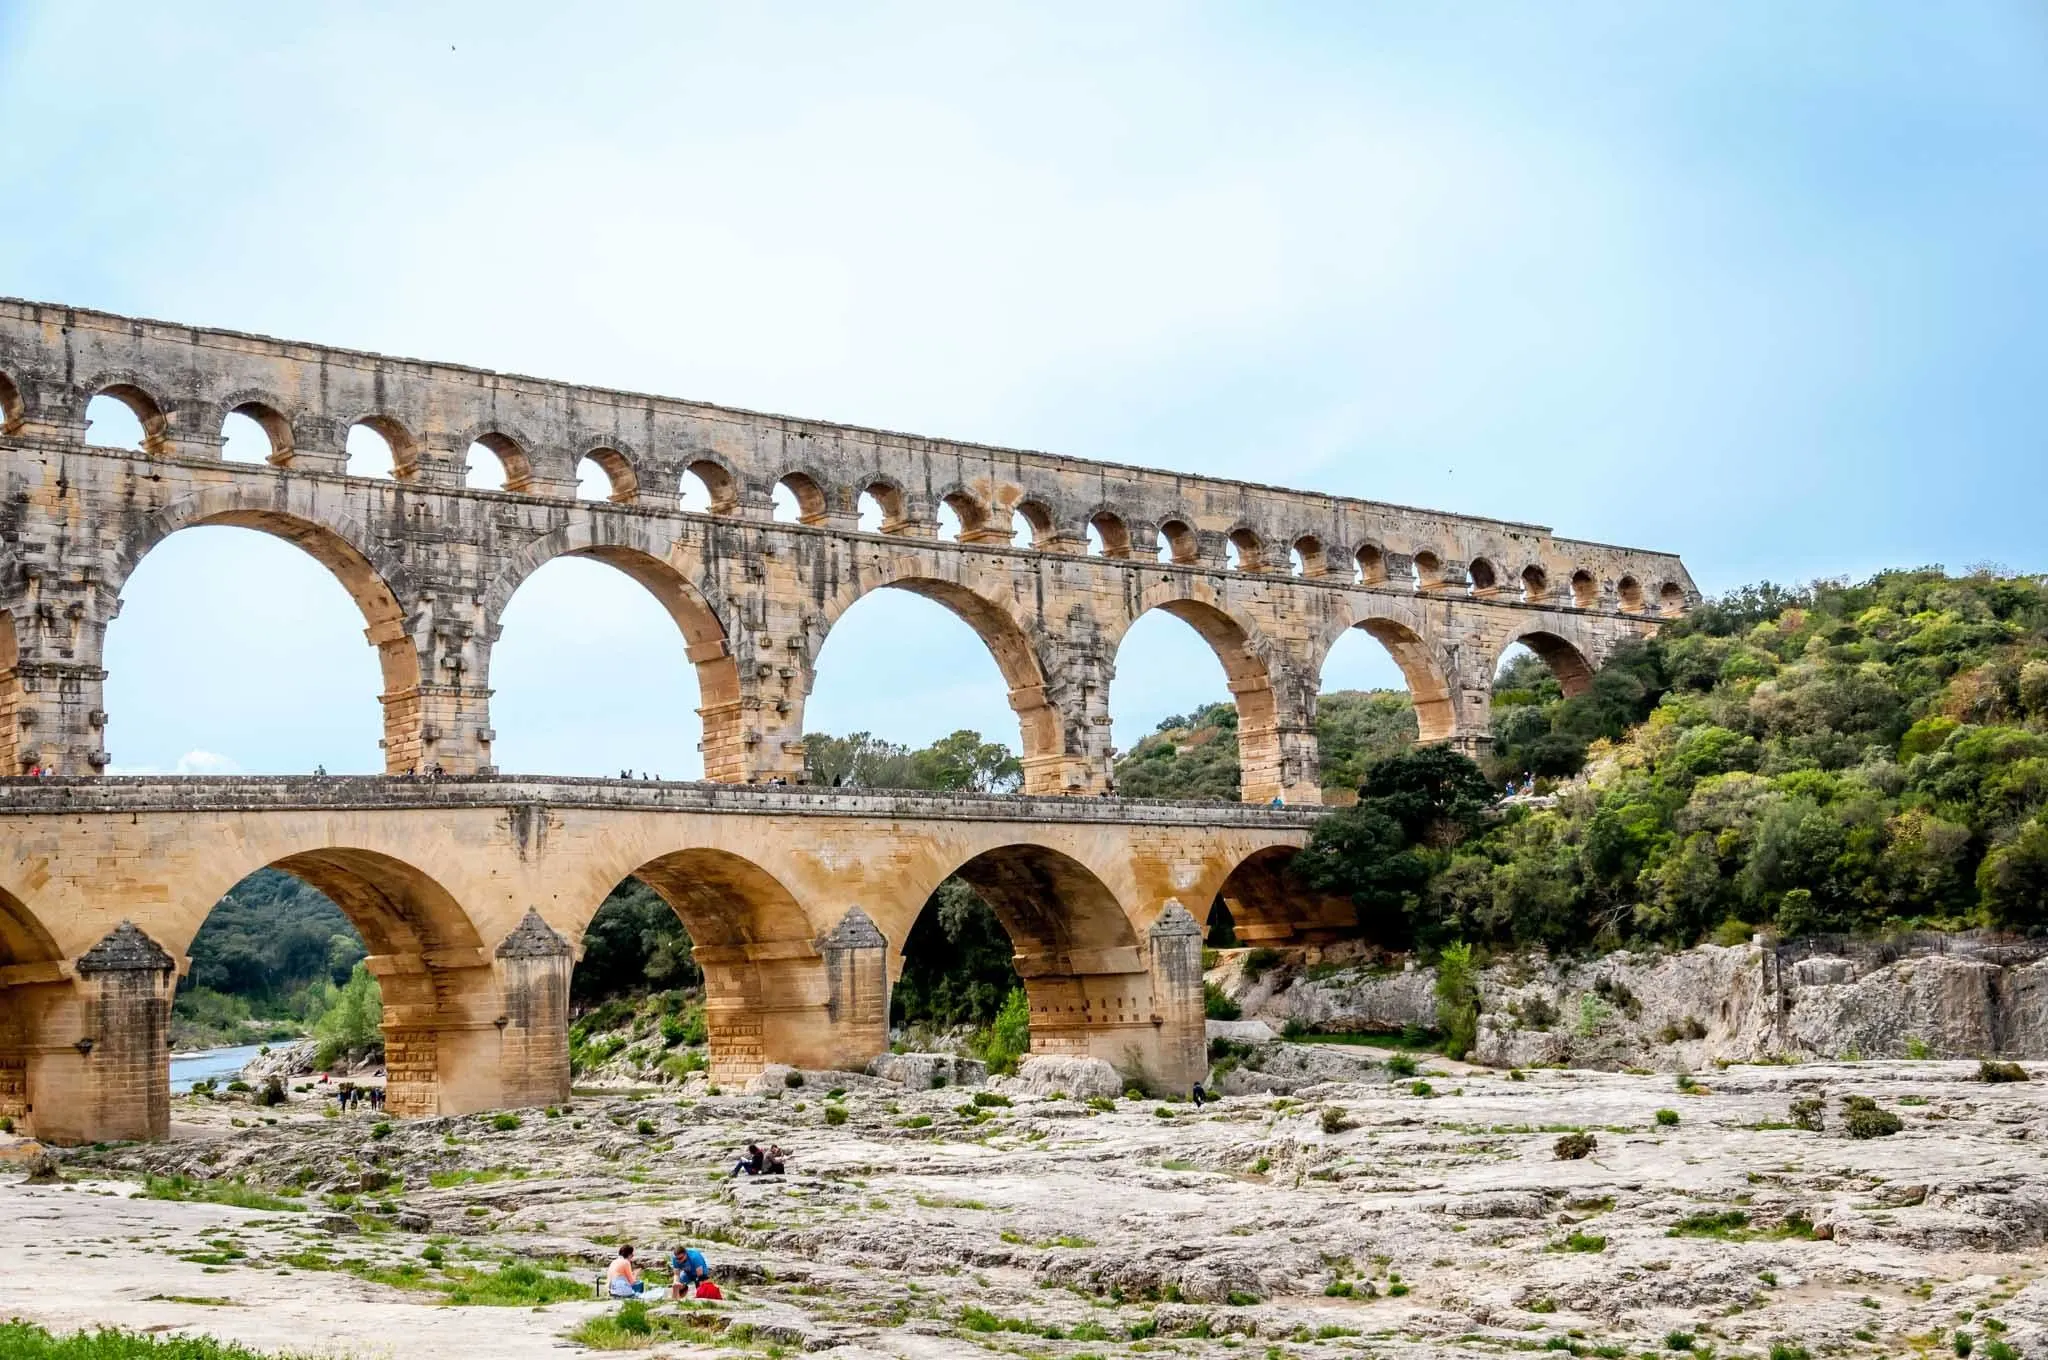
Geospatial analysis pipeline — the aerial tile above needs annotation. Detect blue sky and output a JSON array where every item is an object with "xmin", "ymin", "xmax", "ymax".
[{"xmin": 3, "ymin": 3, "xmax": 2042, "ymax": 777}]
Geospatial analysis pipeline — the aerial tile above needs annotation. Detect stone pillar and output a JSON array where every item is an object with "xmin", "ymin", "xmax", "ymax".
[
  {"xmin": 490, "ymin": 909, "xmax": 573, "ymax": 1110},
  {"xmin": 816, "ymin": 907, "xmax": 890, "ymax": 1067},
  {"xmin": 1146, "ymin": 903, "xmax": 1207, "ymax": 1095},
  {"xmin": 45, "ymin": 922, "xmax": 177, "ymax": 1145},
  {"xmin": 367, "ymin": 958, "xmax": 446, "ymax": 1117}
]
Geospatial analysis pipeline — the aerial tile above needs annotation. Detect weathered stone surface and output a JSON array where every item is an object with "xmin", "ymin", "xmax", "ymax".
[
  {"xmin": 1007, "ymin": 1054, "xmax": 1121, "ymax": 1099},
  {"xmin": 866, "ymin": 1053, "xmax": 987, "ymax": 1089}
]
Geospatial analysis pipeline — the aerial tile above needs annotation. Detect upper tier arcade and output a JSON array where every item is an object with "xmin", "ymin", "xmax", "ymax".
[{"xmin": 0, "ymin": 298, "xmax": 1695, "ymax": 800}]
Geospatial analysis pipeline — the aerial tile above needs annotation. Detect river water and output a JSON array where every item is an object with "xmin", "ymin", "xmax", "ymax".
[{"xmin": 170, "ymin": 1043, "xmax": 267, "ymax": 1093}]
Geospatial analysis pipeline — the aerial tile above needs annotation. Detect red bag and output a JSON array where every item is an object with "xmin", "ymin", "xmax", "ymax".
[{"xmin": 693, "ymin": 1280, "xmax": 723, "ymax": 1301}]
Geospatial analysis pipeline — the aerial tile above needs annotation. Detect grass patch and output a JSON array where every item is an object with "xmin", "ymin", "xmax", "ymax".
[
  {"xmin": 140, "ymin": 1175, "xmax": 301, "ymax": 1214},
  {"xmin": 1669, "ymin": 1210, "xmax": 1750, "ymax": 1238},
  {"xmin": 0, "ymin": 1323, "xmax": 291, "ymax": 1357},
  {"xmin": 566, "ymin": 1300, "xmax": 730, "ymax": 1350}
]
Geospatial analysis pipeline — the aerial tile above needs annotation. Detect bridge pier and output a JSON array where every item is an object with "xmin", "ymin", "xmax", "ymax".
[{"xmin": 1009, "ymin": 903, "xmax": 1206, "ymax": 1094}]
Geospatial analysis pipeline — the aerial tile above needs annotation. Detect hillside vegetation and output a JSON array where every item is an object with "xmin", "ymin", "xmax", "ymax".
[{"xmin": 1300, "ymin": 569, "xmax": 2048, "ymax": 952}]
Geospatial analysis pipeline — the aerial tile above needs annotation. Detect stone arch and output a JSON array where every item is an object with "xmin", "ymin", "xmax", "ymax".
[
  {"xmin": 1467, "ymin": 557, "xmax": 1500, "ymax": 595},
  {"xmin": 1156, "ymin": 517, "xmax": 1200, "ymax": 565},
  {"xmin": 0, "ymin": 880, "xmax": 64, "ymax": 1134},
  {"xmin": 116, "ymin": 489, "xmax": 424, "ymax": 772},
  {"xmin": 0, "ymin": 370, "xmax": 27, "ymax": 435},
  {"xmin": 1086, "ymin": 508, "xmax": 1132, "ymax": 558},
  {"xmin": 1570, "ymin": 568, "xmax": 1598, "ymax": 609},
  {"xmin": 483, "ymin": 524, "xmax": 742, "ymax": 780},
  {"xmin": 1355, "ymin": 542, "xmax": 1387, "ymax": 585},
  {"xmin": 1498, "ymin": 626, "xmax": 1595, "ymax": 699},
  {"xmin": 1617, "ymin": 574, "xmax": 1644, "ymax": 612},
  {"xmin": 1411, "ymin": 549, "xmax": 1444, "ymax": 590},
  {"xmin": 1658, "ymin": 581, "xmax": 1686, "ymax": 616},
  {"xmin": 680, "ymin": 455, "xmax": 740, "ymax": 513},
  {"xmin": 925, "ymin": 842, "xmax": 1155, "ymax": 1068},
  {"xmin": 1011, "ymin": 498, "xmax": 1057, "ymax": 548},
  {"xmin": 937, "ymin": 486, "xmax": 995, "ymax": 541},
  {"xmin": 346, "ymin": 413, "xmax": 422, "ymax": 480},
  {"xmin": 579, "ymin": 446, "xmax": 638, "ymax": 503},
  {"xmin": 467, "ymin": 430, "xmax": 535, "ymax": 493},
  {"xmin": 856, "ymin": 475, "xmax": 909, "ymax": 532},
  {"xmin": 812, "ymin": 567, "xmax": 1064, "ymax": 792},
  {"xmin": 1117, "ymin": 585, "xmax": 1288, "ymax": 803},
  {"xmin": 1520, "ymin": 564, "xmax": 1549, "ymax": 603},
  {"xmin": 200, "ymin": 847, "xmax": 486, "ymax": 1118},
  {"xmin": 1226, "ymin": 525, "xmax": 1267, "ymax": 572},
  {"xmin": 1208, "ymin": 845, "xmax": 1360, "ymax": 946},
  {"xmin": 775, "ymin": 469, "xmax": 832, "ymax": 524},
  {"xmin": 0, "ymin": 608, "xmax": 17, "ymax": 774},
  {"xmin": 0, "ymin": 879, "xmax": 60, "ymax": 969},
  {"xmin": 606, "ymin": 846, "xmax": 825, "ymax": 1081},
  {"xmin": 84, "ymin": 375, "xmax": 173, "ymax": 454},
  {"xmin": 1314, "ymin": 601, "xmax": 1456, "ymax": 744},
  {"xmin": 1292, "ymin": 535, "xmax": 1327, "ymax": 577},
  {"xmin": 219, "ymin": 395, "xmax": 298, "ymax": 466}
]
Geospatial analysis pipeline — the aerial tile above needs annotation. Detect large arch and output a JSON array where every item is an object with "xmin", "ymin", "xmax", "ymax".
[
  {"xmin": 809, "ymin": 570, "xmax": 1065, "ymax": 793},
  {"xmin": 603, "ymin": 847, "xmax": 830, "ymax": 1081},
  {"xmin": 0, "ymin": 881, "xmax": 63, "ymax": 1134},
  {"xmin": 1313, "ymin": 603, "xmax": 1456, "ymax": 745},
  {"xmin": 1497, "ymin": 627, "xmax": 1595, "ymax": 698},
  {"xmin": 114, "ymin": 492, "xmax": 424, "ymax": 773},
  {"xmin": 483, "ymin": 528, "xmax": 741, "ymax": 780},
  {"xmin": 1113, "ymin": 587, "xmax": 1288, "ymax": 803},
  {"xmin": 1208, "ymin": 845, "xmax": 1360, "ymax": 947}
]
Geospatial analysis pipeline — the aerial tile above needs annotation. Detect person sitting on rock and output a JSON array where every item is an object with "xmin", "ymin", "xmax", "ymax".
[
  {"xmin": 669, "ymin": 1244, "xmax": 711, "ymax": 1299},
  {"xmin": 607, "ymin": 1244, "xmax": 645, "ymax": 1299},
  {"xmin": 731, "ymin": 1143, "xmax": 765, "ymax": 1177},
  {"xmin": 763, "ymin": 1143, "xmax": 787, "ymax": 1175}
]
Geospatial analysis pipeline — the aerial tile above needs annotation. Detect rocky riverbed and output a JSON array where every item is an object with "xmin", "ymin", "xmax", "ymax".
[{"xmin": 6, "ymin": 1050, "xmax": 2048, "ymax": 1358}]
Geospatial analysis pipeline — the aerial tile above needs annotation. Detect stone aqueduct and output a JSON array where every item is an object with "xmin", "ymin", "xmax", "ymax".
[{"xmin": 0, "ymin": 300, "xmax": 1696, "ymax": 1144}]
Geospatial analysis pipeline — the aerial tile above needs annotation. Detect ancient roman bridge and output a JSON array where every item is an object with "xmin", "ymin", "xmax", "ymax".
[
  {"xmin": 0, "ymin": 300, "xmax": 1696, "ymax": 1144},
  {"xmin": 0, "ymin": 778, "xmax": 1337, "ymax": 1144},
  {"xmin": 0, "ymin": 299, "xmax": 1694, "ymax": 800}
]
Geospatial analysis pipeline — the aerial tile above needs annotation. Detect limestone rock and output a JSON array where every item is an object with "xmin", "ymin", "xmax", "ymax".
[
  {"xmin": 866, "ymin": 1053, "xmax": 987, "ymax": 1090},
  {"xmin": 1009, "ymin": 1055, "xmax": 1120, "ymax": 1100}
]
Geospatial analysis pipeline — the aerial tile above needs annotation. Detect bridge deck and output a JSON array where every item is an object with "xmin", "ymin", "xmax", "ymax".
[{"xmin": 0, "ymin": 775, "xmax": 1326, "ymax": 826}]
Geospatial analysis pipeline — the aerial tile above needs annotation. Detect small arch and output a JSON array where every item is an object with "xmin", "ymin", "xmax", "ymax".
[
  {"xmin": 857, "ymin": 478, "xmax": 908, "ymax": 533},
  {"xmin": 1467, "ymin": 557, "xmax": 1499, "ymax": 595},
  {"xmin": 1617, "ymin": 575, "xmax": 1644, "ymax": 611},
  {"xmin": 1412, "ymin": 550, "xmax": 1443, "ymax": 590},
  {"xmin": 466, "ymin": 432, "xmax": 534, "ymax": 493},
  {"xmin": 1501, "ymin": 629, "xmax": 1596, "ymax": 698},
  {"xmin": 1570, "ymin": 569, "xmax": 1598, "ymax": 609},
  {"xmin": 1355, "ymin": 543, "xmax": 1387, "ymax": 585},
  {"xmin": 0, "ymin": 880, "xmax": 60, "ymax": 969},
  {"xmin": 222, "ymin": 401, "xmax": 295, "ymax": 466},
  {"xmin": 1520, "ymin": 564, "xmax": 1549, "ymax": 602},
  {"xmin": 1156, "ymin": 519, "xmax": 1199, "ymax": 565},
  {"xmin": 774, "ymin": 471, "xmax": 830, "ymax": 525},
  {"xmin": 1658, "ymin": 581, "xmax": 1687, "ymax": 616},
  {"xmin": 86, "ymin": 384, "xmax": 170, "ymax": 454},
  {"xmin": 1292, "ymin": 536, "xmax": 1326, "ymax": 578},
  {"xmin": 577, "ymin": 448, "xmax": 637, "ymax": 503},
  {"xmin": 939, "ymin": 489, "xmax": 992, "ymax": 542},
  {"xmin": 1011, "ymin": 499, "xmax": 1056, "ymax": 549},
  {"xmin": 0, "ymin": 371, "xmax": 27, "ymax": 435},
  {"xmin": 680, "ymin": 458, "xmax": 738, "ymax": 514},
  {"xmin": 346, "ymin": 416, "xmax": 418, "ymax": 480},
  {"xmin": 1226, "ymin": 526, "xmax": 1265, "ymax": 572},
  {"xmin": 1087, "ymin": 510, "xmax": 1131, "ymax": 559}
]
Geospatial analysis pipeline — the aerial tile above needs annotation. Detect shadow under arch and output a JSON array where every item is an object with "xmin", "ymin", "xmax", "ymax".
[
  {"xmin": 1115, "ymin": 589, "xmax": 1288, "ymax": 803},
  {"xmin": 1315, "ymin": 605, "xmax": 1456, "ymax": 745},
  {"xmin": 483, "ymin": 527, "xmax": 742, "ymax": 779},
  {"xmin": 116, "ymin": 491, "xmax": 424, "ymax": 772},
  {"xmin": 1208, "ymin": 845, "xmax": 1360, "ymax": 948},
  {"xmin": 0, "ymin": 880, "xmax": 61, "ymax": 969},
  {"xmin": 1498, "ymin": 627, "xmax": 1595, "ymax": 699},
  {"xmin": 0, "ymin": 881, "xmax": 62, "ymax": 1132},
  {"xmin": 609, "ymin": 846, "xmax": 827, "ymax": 1080},
  {"xmin": 811, "ymin": 570, "xmax": 1066, "ymax": 793},
  {"xmin": 926, "ymin": 842, "xmax": 1159, "ymax": 1068}
]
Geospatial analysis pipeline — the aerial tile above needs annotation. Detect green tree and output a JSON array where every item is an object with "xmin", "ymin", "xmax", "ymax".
[
  {"xmin": 1433, "ymin": 941, "xmax": 1479, "ymax": 1059},
  {"xmin": 314, "ymin": 963, "xmax": 384, "ymax": 1065}
]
